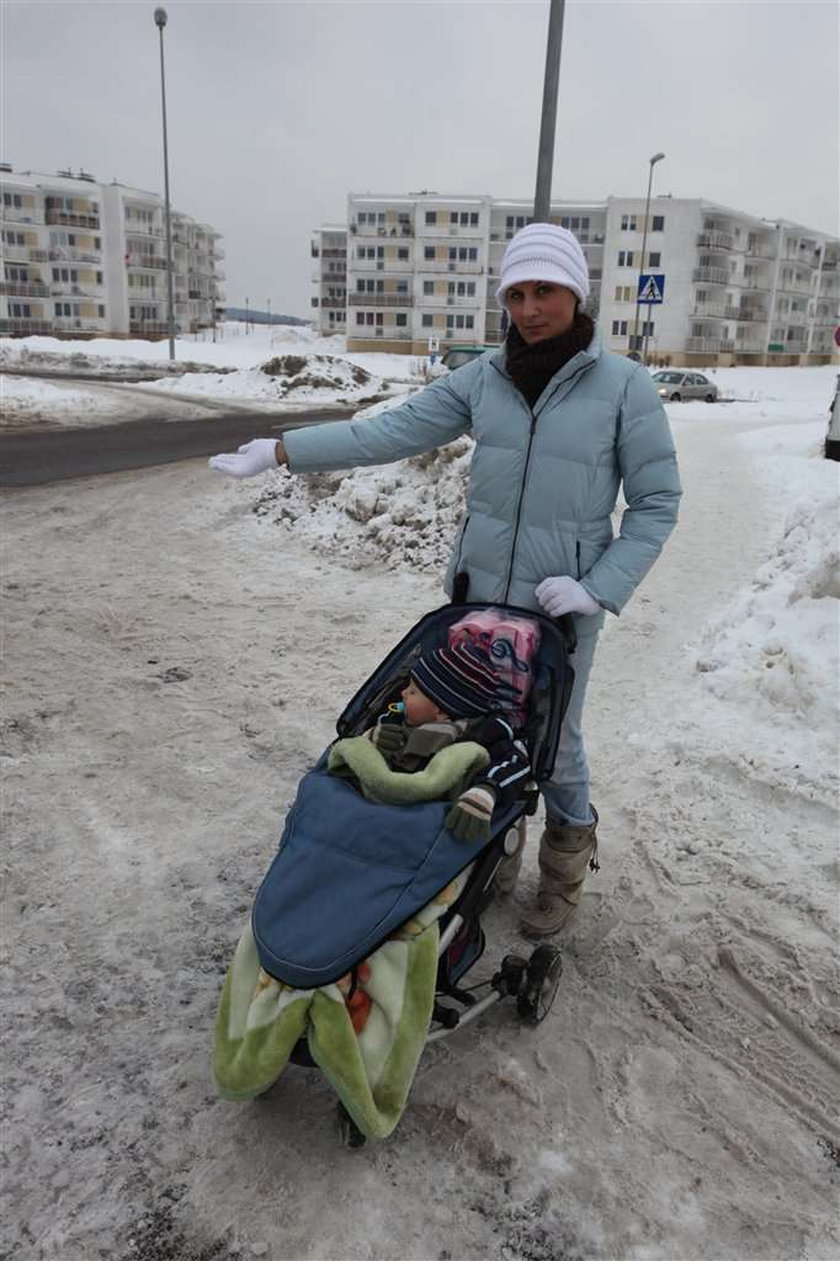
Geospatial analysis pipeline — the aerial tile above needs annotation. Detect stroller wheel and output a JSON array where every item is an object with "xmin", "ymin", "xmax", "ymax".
[
  {"xmin": 336, "ymin": 1103, "xmax": 367, "ymax": 1149},
  {"xmin": 517, "ymin": 944, "xmax": 563, "ymax": 1025},
  {"xmin": 494, "ymin": 953, "xmax": 529, "ymax": 998}
]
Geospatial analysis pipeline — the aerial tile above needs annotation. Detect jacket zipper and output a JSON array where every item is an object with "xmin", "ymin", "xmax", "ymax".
[
  {"xmin": 493, "ymin": 358, "xmax": 592, "ymax": 603},
  {"xmin": 575, "ymin": 540, "xmax": 581, "ymax": 580},
  {"xmin": 502, "ymin": 407, "xmax": 537, "ymax": 601}
]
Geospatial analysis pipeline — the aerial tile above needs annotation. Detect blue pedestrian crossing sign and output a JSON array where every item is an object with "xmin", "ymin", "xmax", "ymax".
[{"xmin": 637, "ymin": 273, "xmax": 665, "ymax": 304}]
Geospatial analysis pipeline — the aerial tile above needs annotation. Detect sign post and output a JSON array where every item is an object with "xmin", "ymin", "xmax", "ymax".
[{"xmin": 636, "ymin": 273, "xmax": 665, "ymax": 364}]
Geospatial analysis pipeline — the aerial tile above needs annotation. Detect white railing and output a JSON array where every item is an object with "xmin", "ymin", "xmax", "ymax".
[
  {"xmin": 697, "ymin": 231, "xmax": 735, "ymax": 251},
  {"xmin": 1, "ymin": 208, "xmax": 42, "ymax": 225},
  {"xmin": 686, "ymin": 337, "xmax": 735, "ymax": 352},
  {"xmin": 692, "ymin": 266, "xmax": 730, "ymax": 286},
  {"xmin": 0, "ymin": 280, "xmax": 50, "ymax": 297},
  {"xmin": 352, "ymin": 258, "xmax": 412, "ymax": 272}
]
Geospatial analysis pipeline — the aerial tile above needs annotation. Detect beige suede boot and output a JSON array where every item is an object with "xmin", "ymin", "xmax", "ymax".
[
  {"xmin": 520, "ymin": 809, "xmax": 599, "ymax": 938},
  {"xmin": 492, "ymin": 818, "xmax": 527, "ymax": 898}
]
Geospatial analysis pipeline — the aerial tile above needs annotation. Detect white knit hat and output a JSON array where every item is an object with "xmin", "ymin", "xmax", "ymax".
[{"xmin": 495, "ymin": 222, "xmax": 590, "ymax": 307}]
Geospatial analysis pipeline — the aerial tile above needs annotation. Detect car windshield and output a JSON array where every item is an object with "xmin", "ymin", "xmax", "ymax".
[
  {"xmin": 653, "ymin": 372, "xmax": 683, "ymax": 384},
  {"xmin": 695, "ymin": 375, "xmax": 710, "ymax": 385}
]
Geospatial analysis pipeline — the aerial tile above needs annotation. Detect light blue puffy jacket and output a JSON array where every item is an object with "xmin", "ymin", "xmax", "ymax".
[{"xmin": 283, "ymin": 330, "xmax": 682, "ymax": 621}]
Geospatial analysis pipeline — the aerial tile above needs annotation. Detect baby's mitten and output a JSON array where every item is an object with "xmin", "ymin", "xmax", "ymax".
[{"xmin": 445, "ymin": 785, "xmax": 497, "ymax": 843}]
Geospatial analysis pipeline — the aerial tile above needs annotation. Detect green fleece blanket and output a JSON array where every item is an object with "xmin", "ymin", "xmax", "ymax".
[
  {"xmin": 213, "ymin": 739, "xmax": 489, "ymax": 1140},
  {"xmin": 327, "ymin": 734, "xmax": 490, "ymax": 804}
]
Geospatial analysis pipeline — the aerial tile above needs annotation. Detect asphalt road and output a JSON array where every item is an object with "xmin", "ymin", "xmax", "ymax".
[{"xmin": 0, "ymin": 409, "xmax": 353, "ymax": 487}]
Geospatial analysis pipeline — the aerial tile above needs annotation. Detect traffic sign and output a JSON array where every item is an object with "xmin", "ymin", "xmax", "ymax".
[
  {"xmin": 637, "ymin": 273, "xmax": 665, "ymax": 304},
  {"xmin": 834, "ymin": 325, "xmax": 840, "ymax": 348},
  {"xmin": 428, "ymin": 336, "xmax": 440, "ymax": 354}
]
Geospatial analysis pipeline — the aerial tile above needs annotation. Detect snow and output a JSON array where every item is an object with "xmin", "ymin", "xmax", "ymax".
[{"xmin": 2, "ymin": 354, "xmax": 839, "ymax": 1259}]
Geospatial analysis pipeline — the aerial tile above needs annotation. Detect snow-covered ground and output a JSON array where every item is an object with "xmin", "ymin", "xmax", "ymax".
[
  {"xmin": 2, "ymin": 356, "xmax": 839, "ymax": 1259},
  {"xmin": 0, "ymin": 325, "xmax": 435, "ymax": 427}
]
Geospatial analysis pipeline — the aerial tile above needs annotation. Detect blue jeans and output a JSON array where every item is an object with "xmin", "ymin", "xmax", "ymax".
[{"xmin": 540, "ymin": 624, "xmax": 600, "ymax": 827}]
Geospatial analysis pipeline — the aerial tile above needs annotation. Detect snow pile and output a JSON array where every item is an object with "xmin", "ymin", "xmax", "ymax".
[
  {"xmin": 695, "ymin": 489, "xmax": 839, "ymax": 728},
  {"xmin": 0, "ymin": 375, "xmax": 127, "ymax": 426},
  {"xmin": 254, "ymin": 433, "xmax": 472, "ymax": 572},
  {"xmin": 143, "ymin": 352, "xmax": 389, "ymax": 405}
]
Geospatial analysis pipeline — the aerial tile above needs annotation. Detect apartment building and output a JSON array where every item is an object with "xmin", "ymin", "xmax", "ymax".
[
  {"xmin": 312, "ymin": 192, "xmax": 839, "ymax": 365},
  {"xmin": 1, "ymin": 166, "xmax": 224, "ymax": 339},
  {"xmin": 311, "ymin": 225, "xmax": 347, "ymax": 335}
]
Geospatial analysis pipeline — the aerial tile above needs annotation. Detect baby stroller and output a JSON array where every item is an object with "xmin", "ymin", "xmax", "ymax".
[{"xmin": 213, "ymin": 601, "xmax": 576, "ymax": 1146}]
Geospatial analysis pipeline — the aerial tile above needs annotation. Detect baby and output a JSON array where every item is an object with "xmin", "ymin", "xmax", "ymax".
[{"xmin": 360, "ymin": 641, "xmax": 532, "ymax": 842}]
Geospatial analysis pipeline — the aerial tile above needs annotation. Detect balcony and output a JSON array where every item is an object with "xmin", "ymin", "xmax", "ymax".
[
  {"xmin": 370, "ymin": 327, "xmax": 413, "ymax": 340},
  {"xmin": 125, "ymin": 224, "xmax": 164, "ymax": 239},
  {"xmin": 1, "ymin": 207, "xmax": 42, "ymax": 225},
  {"xmin": 52, "ymin": 283, "xmax": 103, "ymax": 297},
  {"xmin": 418, "ymin": 261, "xmax": 484, "ymax": 274},
  {"xmin": 348, "ymin": 293, "xmax": 413, "ymax": 307},
  {"xmin": 697, "ymin": 231, "xmax": 735, "ymax": 251},
  {"xmin": 49, "ymin": 247, "xmax": 101, "ymax": 264},
  {"xmin": 724, "ymin": 306, "xmax": 767, "ymax": 322},
  {"xmin": 0, "ymin": 280, "xmax": 50, "ymax": 298},
  {"xmin": 820, "ymin": 259, "xmax": 838, "ymax": 272},
  {"xmin": 686, "ymin": 337, "xmax": 735, "ymax": 353},
  {"xmin": 320, "ymin": 297, "xmax": 346, "ymax": 309},
  {"xmin": 53, "ymin": 317, "xmax": 104, "ymax": 331},
  {"xmin": 0, "ymin": 317, "xmax": 52, "ymax": 334},
  {"xmin": 352, "ymin": 258, "xmax": 412, "ymax": 273},
  {"xmin": 692, "ymin": 304, "xmax": 727, "ymax": 319},
  {"xmin": 351, "ymin": 223, "xmax": 413, "ymax": 238},
  {"xmin": 746, "ymin": 245, "xmax": 777, "ymax": 261},
  {"xmin": 126, "ymin": 254, "xmax": 168, "ymax": 271},
  {"xmin": 321, "ymin": 248, "xmax": 346, "ymax": 259},
  {"xmin": 45, "ymin": 210, "xmax": 100, "ymax": 229},
  {"xmin": 129, "ymin": 320, "xmax": 171, "ymax": 334},
  {"xmin": 692, "ymin": 266, "xmax": 730, "ymax": 286}
]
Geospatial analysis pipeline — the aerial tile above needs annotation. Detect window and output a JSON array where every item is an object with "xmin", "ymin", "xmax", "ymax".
[
  {"xmin": 423, "ymin": 280, "xmax": 434, "ymax": 295},
  {"xmin": 397, "ymin": 247, "xmax": 409, "ymax": 260},
  {"xmin": 468, "ymin": 247, "xmax": 477, "ymax": 261},
  {"xmin": 395, "ymin": 313, "xmax": 407, "ymax": 327},
  {"xmin": 396, "ymin": 280, "xmax": 408, "ymax": 293},
  {"xmin": 96, "ymin": 271, "xmax": 103, "ymax": 284},
  {"xmin": 581, "ymin": 217, "xmax": 590, "ymax": 229},
  {"xmin": 618, "ymin": 251, "xmax": 634, "ymax": 267},
  {"xmin": 465, "ymin": 315, "xmax": 474, "ymax": 329},
  {"xmin": 356, "ymin": 279, "xmax": 366, "ymax": 292},
  {"xmin": 470, "ymin": 212, "xmax": 479, "ymax": 226},
  {"xmin": 425, "ymin": 211, "xmax": 437, "ymax": 225},
  {"xmin": 10, "ymin": 303, "xmax": 32, "ymax": 317},
  {"xmin": 611, "ymin": 319, "xmax": 628, "ymax": 336},
  {"xmin": 356, "ymin": 313, "xmax": 365, "ymax": 325},
  {"xmin": 648, "ymin": 252, "xmax": 661, "ymax": 268},
  {"xmin": 651, "ymin": 215, "xmax": 665, "ymax": 232},
  {"xmin": 424, "ymin": 246, "xmax": 435, "ymax": 260},
  {"xmin": 98, "ymin": 305, "xmax": 105, "ymax": 318},
  {"xmin": 641, "ymin": 321, "xmax": 654, "ymax": 337},
  {"xmin": 621, "ymin": 215, "xmax": 637, "ymax": 231},
  {"xmin": 422, "ymin": 313, "xmax": 433, "ymax": 327}
]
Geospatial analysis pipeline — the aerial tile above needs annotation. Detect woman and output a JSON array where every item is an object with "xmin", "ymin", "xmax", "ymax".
[{"xmin": 210, "ymin": 223, "xmax": 682, "ymax": 937}]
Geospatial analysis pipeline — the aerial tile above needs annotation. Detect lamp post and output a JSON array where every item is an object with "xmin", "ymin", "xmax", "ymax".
[
  {"xmin": 533, "ymin": 0, "xmax": 566, "ymax": 220},
  {"xmin": 154, "ymin": 8, "xmax": 176, "ymax": 361},
  {"xmin": 630, "ymin": 151, "xmax": 665, "ymax": 362}
]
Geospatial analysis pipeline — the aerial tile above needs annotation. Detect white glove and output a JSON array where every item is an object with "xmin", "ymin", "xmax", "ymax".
[
  {"xmin": 208, "ymin": 438, "xmax": 278, "ymax": 479},
  {"xmin": 535, "ymin": 575, "xmax": 601, "ymax": 617}
]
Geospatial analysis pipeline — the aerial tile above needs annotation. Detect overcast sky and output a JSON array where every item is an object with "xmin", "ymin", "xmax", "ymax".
[{"xmin": 6, "ymin": 0, "xmax": 838, "ymax": 318}]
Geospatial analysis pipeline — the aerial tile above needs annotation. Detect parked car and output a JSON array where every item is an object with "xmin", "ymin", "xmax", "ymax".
[
  {"xmin": 651, "ymin": 370, "xmax": 719, "ymax": 402},
  {"xmin": 442, "ymin": 344, "xmax": 495, "ymax": 371}
]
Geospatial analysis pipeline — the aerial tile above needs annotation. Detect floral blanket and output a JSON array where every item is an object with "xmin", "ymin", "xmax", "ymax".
[
  {"xmin": 213, "ymin": 739, "xmax": 486, "ymax": 1140},
  {"xmin": 213, "ymin": 867, "xmax": 470, "ymax": 1140}
]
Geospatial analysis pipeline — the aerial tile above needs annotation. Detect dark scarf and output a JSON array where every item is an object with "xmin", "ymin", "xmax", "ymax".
[{"xmin": 504, "ymin": 310, "xmax": 594, "ymax": 409}]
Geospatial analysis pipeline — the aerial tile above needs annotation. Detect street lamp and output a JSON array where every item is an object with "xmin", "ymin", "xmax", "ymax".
[
  {"xmin": 631, "ymin": 151, "xmax": 665, "ymax": 362},
  {"xmin": 533, "ymin": 0, "xmax": 567, "ymax": 220},
  {"xmin": 154, "ymin": 7, "xmax": 176, "ymax": 361}
]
